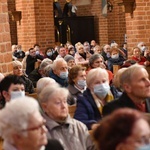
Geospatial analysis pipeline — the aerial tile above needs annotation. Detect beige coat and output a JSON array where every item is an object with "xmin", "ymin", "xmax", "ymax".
[{"xmin": 43, "ymin": 113, "xmax": 96, "ymax": 150}]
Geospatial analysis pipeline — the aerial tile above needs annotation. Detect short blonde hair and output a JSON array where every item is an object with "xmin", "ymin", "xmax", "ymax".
[
  {"xmin": 75, "ymin": 42, "xmax": 84, "ymax": 52},
  {"xmin": 86, "ymin": 68, "xmax": 109, "ymax": 88},
  {"xmin": 12, "ymin": 60, "xmax": 23, "ymax": 68}
]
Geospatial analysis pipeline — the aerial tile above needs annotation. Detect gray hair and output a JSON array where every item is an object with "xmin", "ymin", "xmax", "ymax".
[
  {"xmin": 89, "ymin": 54, "xmax": 104, "ymax": 67},
  {"xmin": 39, "ymin": 85, "xmax": 69, "ymax": 104},
  {"xmin": 39, "ymin": 58, "xmax": 52, "ymax": 70},
  {"xmin": 113, "ymin": 68, "xmax": 127, "ymax": 89},
  {"xmin": 36, "ymin": 77, "xmax": 57, "ymax": 95},
  {"xmin": 86, "ymin": 68, "xmax": 109, "ymax": 88},
  {"xmin": 0, "ymin": 96, "xmax": 39, "ymax": 143},
  {"xmin": 52, "ymin": 58, "xmax": 67, "ymax": 71},
  {"xmin": 43, "ymin": 64, "xmax": 53, "ymax": 77},
  {"xmin": 120, "ymin": 64, "xmax": 145, "ymax": 88}
]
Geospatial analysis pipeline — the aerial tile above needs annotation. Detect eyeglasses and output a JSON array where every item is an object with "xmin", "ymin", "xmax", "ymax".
[{"xmin": 21, "ymin": 120, "xmax": 46, "ymax": 132}]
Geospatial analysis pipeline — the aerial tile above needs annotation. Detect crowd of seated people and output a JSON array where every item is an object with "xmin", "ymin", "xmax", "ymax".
[{"xmin": 0, "ymin": 40, "xmax": 150, "ymax": 150}]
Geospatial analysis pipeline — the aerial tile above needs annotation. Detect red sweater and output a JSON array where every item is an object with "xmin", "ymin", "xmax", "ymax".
[{"xmin": 131, "ymin": 56, "xmax": 146, "ymax": 65}]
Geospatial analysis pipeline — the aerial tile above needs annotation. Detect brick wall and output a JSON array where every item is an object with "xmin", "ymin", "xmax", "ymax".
[
  {"xmin": 9, "ymin": 0, "xmax": 150, "ymax": 54},
  {"xmin": 59, "ymin": 0, "xmax": 126, "ymax": 47},
  {"xmin": 0, "ymin": 0, "xmax": 12, "ymax": 74},
  {"xmin": 7, "ymin": 0, "xmax": 17, "ymax": 45},
  {"xmin": 15, "ymin": 0, "xmax": 55, "ymax": 52},
  {"xmin": 8, "ymin": 0, "xmax": 126, "ymax": 51},
  {"xmin": 126, "ymin": 0, "xmax": 150, "ymax": 51}
]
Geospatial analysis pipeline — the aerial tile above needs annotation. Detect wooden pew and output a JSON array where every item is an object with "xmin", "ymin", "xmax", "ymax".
[
  {"xmin": 146, "ymin": 66, "xmax": 150, "ymax": 78},
  {"xmin": 26, "ymin": 93, "xmax": 38, "ymax": 100},
  {"xmin": 68, "ymin": 105, "xmax": 76, "ymax": 118},
  {"xmin": 113, "ymin": 65, "xmax": 120, "ymax": 75},
  {"xmin": 0, "ymin": 137, "xmax": 3, "ymax": 150}
]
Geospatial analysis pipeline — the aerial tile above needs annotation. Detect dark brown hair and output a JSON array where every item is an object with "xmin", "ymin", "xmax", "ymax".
[
  {"xmin": 93, "ymin": 108, "xmax": 145, "ymax": 150},
  {"xmin": 68, "ymin": 65, "xmax": 86, "ymax": 85}
]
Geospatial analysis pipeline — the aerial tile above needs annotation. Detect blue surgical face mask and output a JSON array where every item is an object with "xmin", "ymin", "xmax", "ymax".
[
  {"xmin": 59, "ymin": 71, "xmax": 68, "ymax": 79},
  {"xmin": 137, "ymin": 144, "xmax": 150, "ymax": 150},
  {"xmin": 106, "ymin": 52, "xmax": 111, "ymax": 58},
  {"xmin": 10, "ymin": 91, "xmax": 25, "ymax": 100},
  {"xmin": 77, "ymin": 80, "xmax": 86, "ymax": 89},
  {"xmin": 47, "ymin": 52, "xmax": 53, "ymax": 57},
  {"xmin": 111, "ymin": 53, "xmax": 119, "ymax": 59},
  {"xmin": 36, "ymin": 51, "xmax": 40, "ymax": 55},
  {"xmin": 93, "ymin": 83, "xmax": 110, "ymax": 99},
  {"xmin": 17, "ymin": 49, "xmax": 22, "ymax": 52}
]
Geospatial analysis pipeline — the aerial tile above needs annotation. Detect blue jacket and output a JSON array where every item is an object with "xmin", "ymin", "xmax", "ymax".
[
  {"xmin": 49, "ymin": 70, "xmax": 68, "ymax": 87},
  {"xmin": 74, "ymin": 88, "xmax": 102, "ymax": 130},
  {"xmin": 107, "ymin": 55, "xmax": 125, "ymax": 72}
]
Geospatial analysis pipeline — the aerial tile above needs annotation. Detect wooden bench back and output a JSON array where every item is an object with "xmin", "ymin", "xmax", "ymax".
[{"xmin": 68, "ymin": 105, "xmax": 76, "ymax": 118}]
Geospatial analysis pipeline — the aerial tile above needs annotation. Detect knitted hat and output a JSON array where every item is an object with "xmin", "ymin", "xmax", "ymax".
[{"xmin": 64, "ymin": 55, "xmax": 75, "ymax": 62}]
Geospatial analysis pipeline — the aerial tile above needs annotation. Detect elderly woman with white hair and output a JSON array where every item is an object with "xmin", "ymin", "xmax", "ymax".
[
  {"xmin": 38, "ymin": 85, "xmax": 95, "ymax": 150},
  {"xmin": 74, "ymin": 68, "xmax": 114, "ymax": 130},
  {"xmin": 0, "ymin": 96, "xmax": 48, "ymax": 150}
]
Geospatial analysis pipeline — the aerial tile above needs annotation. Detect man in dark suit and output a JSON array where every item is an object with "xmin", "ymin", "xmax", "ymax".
[{"xmin": 103, "ymin": 64, "xmax": 150, "ymax": 116}]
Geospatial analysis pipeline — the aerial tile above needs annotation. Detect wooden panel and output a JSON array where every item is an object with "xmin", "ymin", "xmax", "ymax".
[
  {"xmin": 55, "ymin": 16, "xmax": 95, "ymax": 45},
  {"xmin": 0, "ymin": 137, "xmax": 3, "ymax": 150},
  {"xmin": 26, "ymin": 93, "xmax": 38, "ymax": 100},
  {"xmin": 146, "ymin": 66, "xmax": 150, "ymax": 79},
  {"xmin": 68, "ymin": 105, "xmax": 76, "ymax": 118},
  {"xmin": 113, "ymin": 65, "xmax": 120, "ymax": 75}
]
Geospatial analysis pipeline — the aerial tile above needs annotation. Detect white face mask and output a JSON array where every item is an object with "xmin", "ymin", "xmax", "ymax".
[
  {"xmin": 59, "ymin": 71, "xmax": 68, "ymax": 79},
  {"xmin": 141, "ymin": 46, "xmax": 146, "ymax": 52},
  {"xmin": 93, "ymin": 83, "xmax": 110, "ymax": 99},
  {"xmin": 111, "ymin": 53, "xmax": 119, "ymax": 59},
  {"xmin": 10, "ymin": 91, "xmax": 25, "ymax": 100},
  {"xmin": 77, "ymin": 80, "xmax": 86, "ymax": 89}
]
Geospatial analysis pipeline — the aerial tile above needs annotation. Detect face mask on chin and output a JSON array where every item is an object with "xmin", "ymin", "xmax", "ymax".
[{"xmin": 10, "ymin": 91, "xmax": 25, "ymax": 100}]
